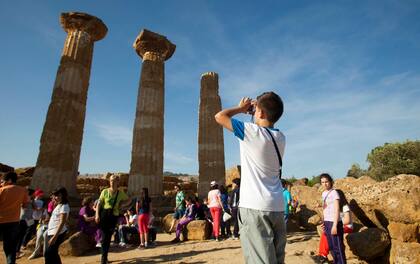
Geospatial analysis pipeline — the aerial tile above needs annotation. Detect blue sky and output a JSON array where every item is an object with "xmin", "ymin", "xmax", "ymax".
[{"xmin": 1, "ymin": 1, "xmax": 419, "ymax": 179}]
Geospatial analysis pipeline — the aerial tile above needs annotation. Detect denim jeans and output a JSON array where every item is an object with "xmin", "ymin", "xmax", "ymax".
[{"xmin": 0, "ymin": 222, "xmax": 20, "ymax": 264}]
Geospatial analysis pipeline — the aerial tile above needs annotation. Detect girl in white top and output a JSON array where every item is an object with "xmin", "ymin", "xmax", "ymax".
[
  {"xmin": 207, "ymin": 181, "xmax": 224, "ymax": 241},
  {"xmin": 320, "ymin": 173, "xmax": 346, "ymax": 264},
  {"xmin": 45, "ymin": 187, "xmax": 69, "ymax": 264}
]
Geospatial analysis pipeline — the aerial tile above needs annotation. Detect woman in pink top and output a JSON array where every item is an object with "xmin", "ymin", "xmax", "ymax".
[
  {"xmin": 320, "ymin": 173, "xmax": 346, "ymax": 264},
  {"xmin": 207, "ymin": 181, "xmax": 223, "ymax": 241}
]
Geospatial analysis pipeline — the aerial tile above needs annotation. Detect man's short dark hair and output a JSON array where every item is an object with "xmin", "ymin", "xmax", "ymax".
[
  {"xmin": 3, "ymin": 172, "xmax": 17, "ymax": 183},
  {"xmin": 257, "ymin": 91, "xmax": 284, "ymax": 123}
]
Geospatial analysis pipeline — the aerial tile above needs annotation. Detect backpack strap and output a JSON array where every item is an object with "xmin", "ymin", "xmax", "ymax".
[{"xmin": 264, "ymin": 127, "xmax": 283, "ymax": 179}]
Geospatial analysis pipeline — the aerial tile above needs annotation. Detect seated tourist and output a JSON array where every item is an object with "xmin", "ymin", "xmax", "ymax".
[
  {"xmin": 171, "ymin": 196, "xmax": 197, "ymax": 243},
  {"xmin": 78, "ymin": 197, "xmax": 102, "ymax": 248},
  {"xmin": 118, "ymin": 209, "xmax": 138, "ymax": 247}
]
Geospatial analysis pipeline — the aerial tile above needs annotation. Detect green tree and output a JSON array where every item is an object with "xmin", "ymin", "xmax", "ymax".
[
  {"xmin": 346, "ymin": 163, "xmax": 366, "ymax": 178},
  {"xmin": 307, "ymin": 175, "xmax": 321, "ymax": 187},
  {"xmin": 367, "ymin": 140, "xmax": 420, "ymax": 181}
]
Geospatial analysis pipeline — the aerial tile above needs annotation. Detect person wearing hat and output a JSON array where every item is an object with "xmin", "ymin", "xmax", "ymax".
[
  {"xmin": 207, "ymin": 181, "xmax": 224, "ymax": 241},
  {"xmin": 32, "ymin": 189, "xmax": 44, "ymax": 230}
]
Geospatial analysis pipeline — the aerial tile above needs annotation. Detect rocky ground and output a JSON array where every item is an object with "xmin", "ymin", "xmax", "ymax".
[{"xmin": 1, "ymin": 232, "xmax": 324, "ymax": 264}]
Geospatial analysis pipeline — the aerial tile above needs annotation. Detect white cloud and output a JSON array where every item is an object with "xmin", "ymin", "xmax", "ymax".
[{"xmin": 94, "ymin": 123, "xmax": 132, "ymax": 146}]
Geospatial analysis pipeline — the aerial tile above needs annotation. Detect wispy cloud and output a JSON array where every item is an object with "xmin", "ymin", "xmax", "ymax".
[{"xmin": 94, "ymin": 123, "xmax": 132, "ymax": 146}]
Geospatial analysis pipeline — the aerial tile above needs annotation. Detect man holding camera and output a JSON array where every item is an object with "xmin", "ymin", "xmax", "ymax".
[{"xmin": 215, "ymin": 92, "xmax": 286, "ymax": 264}]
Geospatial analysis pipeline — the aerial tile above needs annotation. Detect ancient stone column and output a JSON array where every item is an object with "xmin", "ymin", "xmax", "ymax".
[
  {"xmin": 198, "ymin": 72, "xmax": 226, "ymax": 198},
  {"xmin": 31, "ymin": 12, "xmax": 107, "ymax": 198},
  {"xmin": 128, "ymin": 29, "xmax": 176, "ymax": 196}
]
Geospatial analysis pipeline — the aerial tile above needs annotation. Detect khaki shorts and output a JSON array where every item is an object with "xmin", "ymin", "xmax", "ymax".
[{"xmin": 239, "ymin": 207, "xmax": 286, "ymax": 264}]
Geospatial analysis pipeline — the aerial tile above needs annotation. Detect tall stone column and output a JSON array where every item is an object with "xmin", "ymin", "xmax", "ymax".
[
  {"xmin": 128, "ymin": 29, "xmax": 176, "ymax": 196},
  {"xmin": 198, "ymin": 72, "xmax": 226, "ymax": 198},
  {"xmin": 31, "ymin": 12, "xmax": 107, "ymax": 198}
]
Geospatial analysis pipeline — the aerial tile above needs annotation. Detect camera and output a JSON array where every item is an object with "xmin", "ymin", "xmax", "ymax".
[{"xmin": 247, "ymin": 101, "xmax": 255, "ymax": 115}]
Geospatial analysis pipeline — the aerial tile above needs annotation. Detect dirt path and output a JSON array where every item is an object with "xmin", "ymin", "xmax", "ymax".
[{"xmin": 1, "ymin": 232, "xmax": 320, "ymax": 263}]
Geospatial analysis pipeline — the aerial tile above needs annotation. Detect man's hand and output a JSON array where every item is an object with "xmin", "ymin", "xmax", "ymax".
[
  {"xmin": 215, "ymin": 96, "xmax": 254, "ymax": 131},
  {"xmin": 238, "ymin": 97, "xmax": 252, "ymax": 113}
]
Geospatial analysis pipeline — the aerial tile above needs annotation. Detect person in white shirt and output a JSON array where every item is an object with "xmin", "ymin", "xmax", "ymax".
[
  {"xmin": 215, "ymin": 92, "xmax": 286, "ymax": 263},
  {"xmin": 45, "ymin": 187, "xmax": 69, "ymax": 264},
  {"xmin": 118, "ymin": 209, "xmax": 138, "ymax": 247}
]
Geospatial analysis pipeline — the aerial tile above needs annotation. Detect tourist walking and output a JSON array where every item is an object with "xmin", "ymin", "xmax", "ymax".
[
  {"xmin": 215, "ymin": 92, "xmax": 287, "ymax": 263},
  {"xmin": 320, "ymin": 173, "xmax": 347, "ymax": 264},
  {"xmin": 44, "ymin": 187, "xmax": 70, "ymax": 264},
  {"xmin": 136, "ymin": 187, "xmax": 152, "ymax": 248},
  {"xmin": 229, "ymin": 178, "xmax": 240, "ymax": 239},
  {"xmin": 95, "ymin": 175, "xmax": 131, "ymax": 264},
  {"xmin": 0, "ymin": 172, "xmax": 29, "ymax": 264},
  {"xmin": 207, "ymin": 181, "xmax": 223, "ymax": 241}
]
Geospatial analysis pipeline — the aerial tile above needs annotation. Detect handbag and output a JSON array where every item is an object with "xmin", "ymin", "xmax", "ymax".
[
  {"xmin": 99, "ymin": 190, "xmax": 119, "ymax": 229},
  {"xmin": 223, "ymin": 211, "xmax": 232, "ymax": 222},
  {"xmin": 264, "ymin": 127, "xmax": 283, "ymax": 179}
]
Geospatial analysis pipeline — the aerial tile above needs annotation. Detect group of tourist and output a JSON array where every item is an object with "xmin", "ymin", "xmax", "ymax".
[
  {"xmin": 1, "ymin": 91, "xmax": 353, "ymax": 264},
  {"xmin": 0, "ymin": 171, "xmax": 70, "ymax": 264},
  {"xmin": 169, "ymin": 178, "xmax": 242, "ymax": 244}
]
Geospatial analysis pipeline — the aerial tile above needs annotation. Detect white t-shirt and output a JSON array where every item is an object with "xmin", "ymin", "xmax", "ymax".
[
  {"xmin": 129, "ymin": 214, "xmax": 138, "ymax": 228},
  {"xmin": 232, "ymin": 119, "xmax": 285, "ymax": 212},
  {"xmin": 340, "ymin": 204, "xmax": 353, "ymax": 229},
  {"xmin": 322, "ymin": 189, "xmax": 339, "ymax": 222},
  {"xmin": 208, "ymin": 189, "xmax": 222, "ymax": 208},
  {"xmin": 47, "ymin": 203, "xmax": 70, "ymax": 236}
]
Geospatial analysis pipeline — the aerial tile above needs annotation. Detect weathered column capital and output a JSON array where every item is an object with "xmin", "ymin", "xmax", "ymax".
[
  {"xmin": 133, "ymin": 29, "xmax": 176, "ymax": 61},
  {"xmin": 201, "ymin": 72, "xmax": 219, "ymax": 79},
  {"xmin": 60, "ymin": 12, "xmax": 107, "ymax": 41}
]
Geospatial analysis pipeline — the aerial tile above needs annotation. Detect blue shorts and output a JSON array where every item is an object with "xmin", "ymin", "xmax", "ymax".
[{"xmin": 173, "ymin": 209, "xmax": 185, "ymax": 219}]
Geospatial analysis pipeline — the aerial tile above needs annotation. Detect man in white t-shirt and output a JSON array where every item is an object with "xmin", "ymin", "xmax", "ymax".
[{"xmin": 215, "ymin": 92, "xmax": 286, "ymax": 264}]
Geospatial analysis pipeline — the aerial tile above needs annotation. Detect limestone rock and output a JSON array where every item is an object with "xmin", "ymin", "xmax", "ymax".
[
  {"xmin": 336, "ymin": 174, "xmax": 420, "ymax": 226},
  {"xmin": 225, "ymin": 166, "xmax": 241, "ymax": 187},
  {"xmin": 14, "ymin": 167, "xmax": 35, "ymax": 177},
  {"xmin": 162, "ymin": 214, "xmax": 178, "ymax": 233},
  {"xmin": 343, "ymin": 233, "xmax": 357, "ymax": 260},
  {"xmin": 0, "ymin": 163, "xmax": 14, "ymax": 173},
  {"xmin": 346, "ymin": 228, "xmax": 390, "ymax": 260},
  {"xmin": 185, "ymin": 220, "xmax": 212, "ymax": 240},
  {"xmin": 59, "ymin": 231, "xmax": 94, "ymax": 256},
  {"xmin": 293, "ymin": 178, "xmax": 308, "ymax": 186},
  {"xmin": 390, "ymin": 239, "xmax": 420, "ymax": 264},
  {"xmin": 308, "ymin": 214, "xmax": 322, "ymax": 226},
  {"xmin": 388, "ymin": 222, "xmax": 419, "ymax": 243}
]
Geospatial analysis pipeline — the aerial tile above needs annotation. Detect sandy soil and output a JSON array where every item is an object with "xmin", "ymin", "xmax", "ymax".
[{"xmin": 1, "ymin": 232, "xmax": 321, "ymax": 264}]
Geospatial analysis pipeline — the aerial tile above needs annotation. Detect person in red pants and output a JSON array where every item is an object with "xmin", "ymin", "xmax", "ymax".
[
  {"xmin": 318, "ymin": 188, "xmax": 353, "ymax": 263},
  {"xmin": 207, "ymin": 181, "xmax": 224, "ymax": 241}
]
